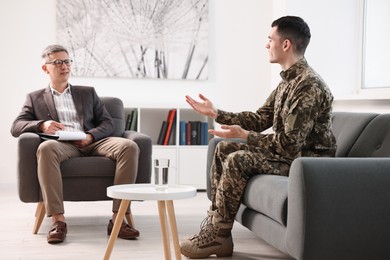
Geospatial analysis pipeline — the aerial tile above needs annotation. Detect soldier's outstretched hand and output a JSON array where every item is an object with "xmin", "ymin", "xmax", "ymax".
[
  {"xmin": 209, "ymin": 125, "xmax": 249, "ymax": 140},
  {"xmin": 185, "ymin": 93, "xmax": 218, "ymax": 119}
]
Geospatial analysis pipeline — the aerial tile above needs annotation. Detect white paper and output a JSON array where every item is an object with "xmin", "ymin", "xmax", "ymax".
[{"xmin": 39, "ymin": 131, "xmax": 86, "ymax": 141}]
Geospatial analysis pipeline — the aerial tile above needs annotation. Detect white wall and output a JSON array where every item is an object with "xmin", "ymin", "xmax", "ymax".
[
  {"xmin": 282, "ymin": 0, "xmax": 362, "ymax": 98},
  {"xmin": 0, "ymin": 0, "xmax": 272, "ymax": 184},
  {"xmin": 0, "ymin": 0, "xmax": 387, "ymax": 184}
]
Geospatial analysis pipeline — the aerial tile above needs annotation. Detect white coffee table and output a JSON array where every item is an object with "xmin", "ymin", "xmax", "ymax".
[{"xmin": 103, "ymin": 184, "xmax": 197, "ymax": 260}]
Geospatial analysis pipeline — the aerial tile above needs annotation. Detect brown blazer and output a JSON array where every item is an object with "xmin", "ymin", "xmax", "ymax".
[{"xmin": 10, "ymin": 85, "xmax": 114, "ymax": 141}]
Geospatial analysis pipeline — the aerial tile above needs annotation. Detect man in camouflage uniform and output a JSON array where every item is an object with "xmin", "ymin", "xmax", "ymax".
[{"xmin": 180, "ymin": 16, "xmax": 336, "ymax": 258}]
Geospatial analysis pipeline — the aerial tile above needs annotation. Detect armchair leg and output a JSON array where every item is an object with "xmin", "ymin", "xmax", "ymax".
[
  {"xmin": 33, "ymin": 202, "xmax": 46, "ymax": 234},
  {"xmin": 125, "ymin": 201, "xmax": 135, "ymax": 228}
]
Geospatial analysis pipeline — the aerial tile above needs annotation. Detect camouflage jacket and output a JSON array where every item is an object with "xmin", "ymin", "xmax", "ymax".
[{"xmin": 216, "ymin": 58, "xmax": 336, "ymax": 163}]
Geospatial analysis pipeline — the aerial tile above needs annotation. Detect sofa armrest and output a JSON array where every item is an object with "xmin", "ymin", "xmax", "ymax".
[
  {"xmin": 206, "ymin": 137, "xmax": 246, "ymax": 199},
  {"xmin": 17, "ymin": 133, "xmax": 42, "ymax": 202},
  {"xmin": 123, "ymin": 130, "xmax": 152, "ymax": 183},
  {"xmin": 286, "ymin": 157, "xmax": 390, "ymax": 260}
]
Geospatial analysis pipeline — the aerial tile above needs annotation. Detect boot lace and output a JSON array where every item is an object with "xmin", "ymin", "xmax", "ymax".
[{"xmin": 189, "ymin": 216, "xmax": 218, "ymax": 246}]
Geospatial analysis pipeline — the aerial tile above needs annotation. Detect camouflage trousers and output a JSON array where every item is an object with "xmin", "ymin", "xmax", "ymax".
[{"xmin": 210, "ymin": 140, "xmax": 291, "ymax": 222}]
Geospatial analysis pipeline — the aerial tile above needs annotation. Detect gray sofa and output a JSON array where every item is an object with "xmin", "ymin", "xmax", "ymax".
[{"xmin": 206, "ymin": 112, "xmax": 390, "ymax": 260}]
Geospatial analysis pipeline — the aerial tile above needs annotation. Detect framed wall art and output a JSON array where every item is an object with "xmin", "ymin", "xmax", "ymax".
[{"xmin": 56, "ymin": 0, "xmax": 208, "ymax": 80}]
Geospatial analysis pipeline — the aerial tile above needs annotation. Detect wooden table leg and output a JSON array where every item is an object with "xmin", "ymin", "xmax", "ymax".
[
  {"xmin": 125, "ymin": 201, "xmax": 135, "ymax": 228},
  {"xmin": 158, "ymin": 200, "xmax": 171, "ymax": 260},
  {"xmin": 103, "ymin": 199, "xmax": 130, "ymax": 260},
  {"xmin": 166, "ymin": 200, "xmax": 182, "ymax": 260}
]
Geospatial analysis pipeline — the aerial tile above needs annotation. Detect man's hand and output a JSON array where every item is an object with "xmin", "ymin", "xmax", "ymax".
[
  {"xmin": 208, "ymin": 125, "xmax": 249, "ymax": 140},
  {"xmin": 185, "ymin": 93, "xmax": 218, "ymax": 119},
  {"xmin": 39, "ymin": 120, "xmax": 64, "ymax": 134},
  {"xmin": 71, "ymin": 133, "xmax": 94, "ymax": 148}
]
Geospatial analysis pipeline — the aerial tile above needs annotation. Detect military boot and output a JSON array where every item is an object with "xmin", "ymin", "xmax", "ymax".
[{"xmin": 180, "ymin": 210, "xmax": 234, "ymax": 258}]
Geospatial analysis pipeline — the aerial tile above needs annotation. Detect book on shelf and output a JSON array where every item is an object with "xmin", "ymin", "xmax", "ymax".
[
  {"xmin": 179, "ymin": 120, "xmax": 209, "ymax": 145},
  {"xmin": 129, "ymin": 109, "xmax": 138, "ymax": 131},
  {"xmin": 125, "ymin": 111, "xmax": 132, "ymax": 130},
  {"xmin": 169, "ymin": 117, "xmax": 176, "ymax": 145},
  {"xmin": 163, "ymin": 109, "xmax": 177, "ymax": 145},
  {"xmin": 157, "ymin": 121, "xmax": 168, "ymax": 145},
  {"xmin": 190, "ymin": 121, "xmax": 201, "ymax": 145},
  {"xmin": 158, "ymin": 111, "xmax": 210, "ymax": 146},
  {"xmin": 186, "ymin": 121, "xmax": 191, "ymax": 145},
  {"xmin": 179, "ymin": 121, "xmax": 186, "ymax": 145},
  {"xmin": 201, "ymin": 121, "xmax": 209, "ymax": 145}
]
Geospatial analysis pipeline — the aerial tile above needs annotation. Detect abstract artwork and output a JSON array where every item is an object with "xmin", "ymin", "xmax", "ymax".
[{"xmin": 56, "ymin": 0, "xmax": 208, "ymax": 80}]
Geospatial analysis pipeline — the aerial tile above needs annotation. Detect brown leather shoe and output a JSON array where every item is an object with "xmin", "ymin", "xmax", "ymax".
[
  {"xmin": 107, "ymin": 219, "xmax": 140, "ymax": 239},
  {"xmin": 47, "ymin": 221, "xmax": 67, "ymax": 244}
]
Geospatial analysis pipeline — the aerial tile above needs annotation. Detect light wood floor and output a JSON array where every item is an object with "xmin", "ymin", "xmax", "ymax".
[{"xmin": 0, "ymin": 184, "xmax": 293, "ymax": 260}]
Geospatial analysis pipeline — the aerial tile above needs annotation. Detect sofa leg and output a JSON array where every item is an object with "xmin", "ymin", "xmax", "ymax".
[
  {"xmin": 33, "ymin": 202, "xmax": 46, "ymax": 234},
  {"xmin": 125, "ymin": 201, "xmax": 135, "ymax": 228}
]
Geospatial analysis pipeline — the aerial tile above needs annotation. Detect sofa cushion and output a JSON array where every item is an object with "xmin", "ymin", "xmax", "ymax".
[
  {"xmin": 331, "ymin": 112, "xmax": 378, "ymax": 157},
  {"xmin": 348, "ymin": 114, "xmax": 390, "ymax": 157},
  {"xmin": 242, "ymin": 174, "xmax": 288, "ymax": 226}
]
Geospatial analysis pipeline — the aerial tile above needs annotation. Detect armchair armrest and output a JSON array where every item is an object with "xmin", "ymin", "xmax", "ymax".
[
  {"xmin": 123, "ymin": 130, "xmax": 152, "ymax": 183},
  {"xmin": 18, "ymin": 133, "xmax": 42, "ymax": 202},
  {"xmin": 286, "ymin": 157, "xmax": 390, "ymax": 260}
]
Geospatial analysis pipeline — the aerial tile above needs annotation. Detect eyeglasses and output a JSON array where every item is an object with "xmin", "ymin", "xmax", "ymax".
[{"xmin": 45, "ymin": 59, "xmax": 73, "ymax": 67}]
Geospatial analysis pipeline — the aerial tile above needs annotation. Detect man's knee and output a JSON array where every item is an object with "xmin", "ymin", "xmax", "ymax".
[
  {"xmin": 226, "ymin": 151, "xmax": 252, "ymax": 167},
  {"xmin": 216, "ymin": 141, "xmax": 241, "ymax": 156},
  {"xmin": 37, "ymin": 140, "xmax": 60, "ymax": 157},
  {"xmin": 216, "ymin": 140, "xmax": 233, "ymax": 150},
  {"xmin": 125, "ymin": 140, "xmax": 139, "ymax": 155},
  {"xmin": 115, "ymin": 138, "xmax": 140, "ymax": 156},
  {"xmin": 225, "ymin": 151, "xmax": 256, "ymax": 179}
]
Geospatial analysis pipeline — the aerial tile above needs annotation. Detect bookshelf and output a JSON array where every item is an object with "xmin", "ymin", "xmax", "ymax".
[{"xmin": 124, "ymin": 107, "xmax": 213, "ymax": 190}]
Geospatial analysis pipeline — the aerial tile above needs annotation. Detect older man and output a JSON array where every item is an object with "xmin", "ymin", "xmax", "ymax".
[{"xmin": 11, "ymin": 45, "xmax": 140, "ymax": 243}]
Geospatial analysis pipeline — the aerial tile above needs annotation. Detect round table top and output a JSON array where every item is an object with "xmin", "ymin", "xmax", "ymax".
[{"xmin": 107, "ymin": 184, "xmax": 197, "ymax": 201}]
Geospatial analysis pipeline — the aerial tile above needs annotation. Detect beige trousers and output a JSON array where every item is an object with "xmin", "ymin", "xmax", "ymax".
[{"xmin": 36, "ymin": 137, "xmax": 139, "ymax": 217}]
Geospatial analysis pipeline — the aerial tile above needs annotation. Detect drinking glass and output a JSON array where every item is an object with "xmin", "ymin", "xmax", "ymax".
[{"xmin": 154, "ymin": 158, "xmax": 170, "ymax": 191}]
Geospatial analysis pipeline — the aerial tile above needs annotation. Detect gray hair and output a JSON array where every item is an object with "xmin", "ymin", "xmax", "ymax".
[{"xmin": 41, "ymin": 45, "xmax": 69, "ymax": 60}]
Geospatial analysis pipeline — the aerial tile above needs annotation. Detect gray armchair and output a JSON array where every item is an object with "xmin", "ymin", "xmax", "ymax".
[{"xmin": 17, "ymin": 97, "xmax": 152, "ymax": 234}]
